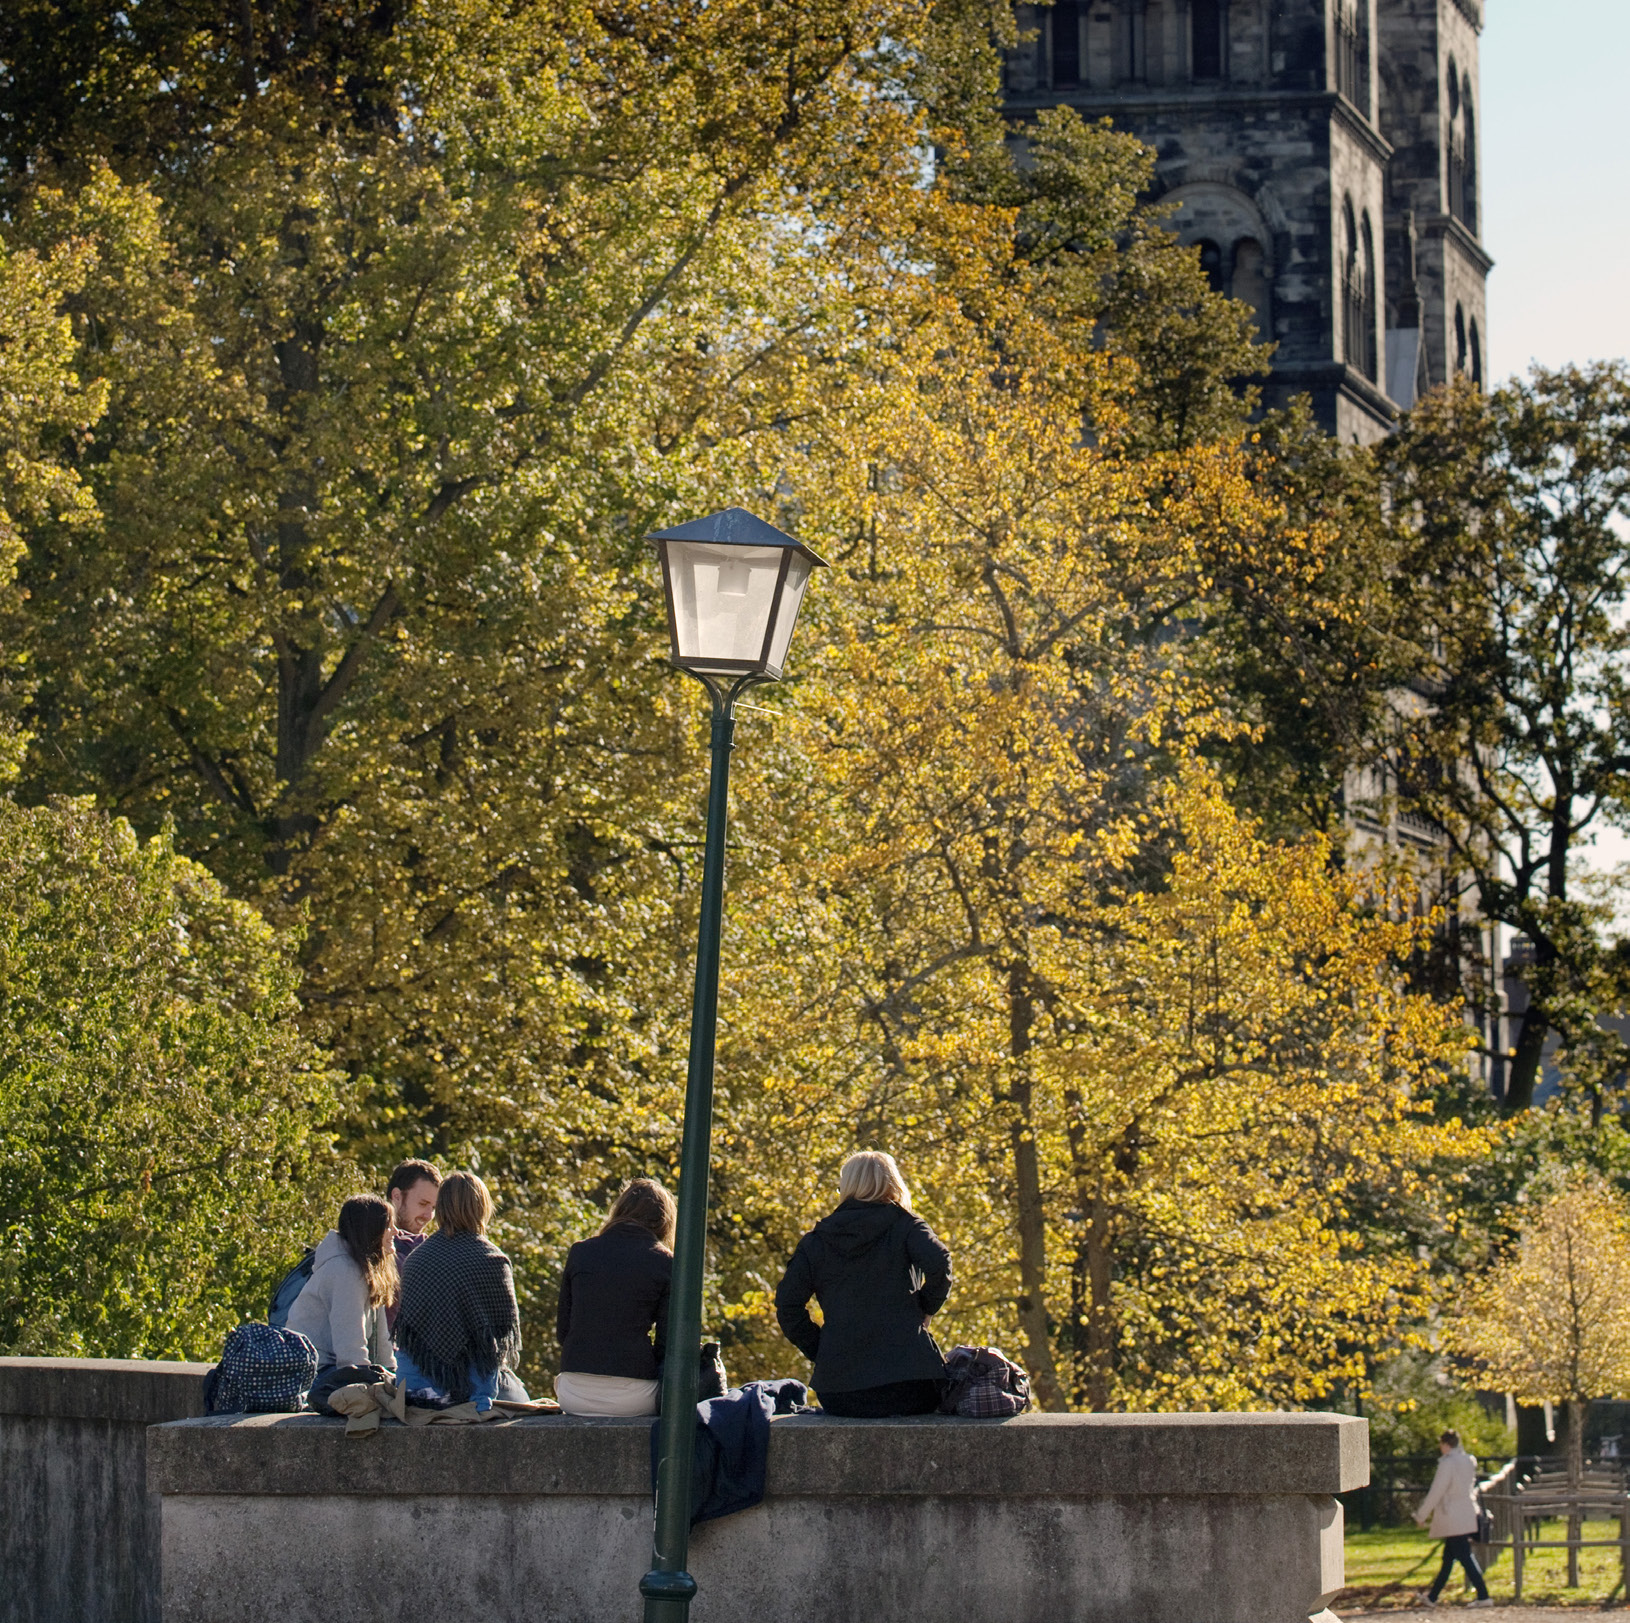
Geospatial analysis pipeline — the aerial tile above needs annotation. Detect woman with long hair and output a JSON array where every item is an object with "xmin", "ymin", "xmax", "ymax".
[
  {"xmin": 394, "ymin": 1171, "xmax": 528, "ymax": 1409},
  {"xmin": 775, "ymin": 1150, "xmax": 951, "ymax": 1417},
  {"xmin": 286, "ymin": 1193, "xmax": 398, "ymax": 1381},
  {"xmin": 554, "ymin": 1177, "xmax": 676, "ymax": 1416}
]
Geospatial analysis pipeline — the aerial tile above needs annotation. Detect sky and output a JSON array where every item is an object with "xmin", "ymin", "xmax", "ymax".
[
  {"xmin": 1481, "ymin": 0, "xmax": 1630, "ymax": 385},
  {"xmin": 1479, "ymin": 1, "xmax": 1630, "ymax": 885}
]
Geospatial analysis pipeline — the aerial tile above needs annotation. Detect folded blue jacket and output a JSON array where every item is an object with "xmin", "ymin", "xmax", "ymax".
[{"xmin": 649, "ymin": 1378, "xmax": 811, "ymax": 1524}]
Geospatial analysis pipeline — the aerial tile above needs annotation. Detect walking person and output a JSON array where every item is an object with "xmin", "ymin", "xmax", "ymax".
[
  {"xmin": 394, "ymin": 1171, "xmax": 528, "ymax": 1409},
  {"xmin": 554, "ymin": 1177, "xmax": 675, "ymax": 1416},
  {"xmin": 1415, "ymin": 1429, "xmax": 1494, "ymax": 1607},
  {"xmin": 775, "ymin": 1150, "xmax": 951, "ymax": 1417}
]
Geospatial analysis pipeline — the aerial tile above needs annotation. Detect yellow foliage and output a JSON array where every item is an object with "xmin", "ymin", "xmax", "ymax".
[{"xmin": 1448, "ymin": 1176, "xmax": 1630, "ymax": 1406}]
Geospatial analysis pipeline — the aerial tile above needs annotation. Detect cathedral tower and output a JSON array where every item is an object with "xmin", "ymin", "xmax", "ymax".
[{"xmin": 1002, "ymin": 0, "xmax": 1490, "ymax": 440}]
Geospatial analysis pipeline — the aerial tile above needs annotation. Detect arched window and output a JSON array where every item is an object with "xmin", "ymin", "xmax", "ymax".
[
  {"xmin": 1446, "ymin": 61, "xmax": 1475, "ymax": 230},
  {"xmin": 1469, "ymin": 318, "xmax": 1483, "ymax": 388},
  {"xmin": 1340, "ymin": 200, "xmax": 1375, "ymax": 381},
  {"xmin": 1460, "ymin": 78, "xmax": 1478, "ymax": 233},
  {"xmin": 1359, "ymin": 212, "xmax": 1377, "ymax": 380},
  {"xmin": 1454, "ymin": 303, "xmax": 1468, "ymax": 373},
  {"xmin": 1052, "ymin": 1, "xmax": 1084, "ymax": 86},
  {"xmin": 1231, "ymin": 237, "xmax": 1272, "ymax": 338},
  {"xmin": 1334, "ymin": 1, "xmax": 1369, "ymax": 108},
  {"xmin": 1198, "ymin": 238, "xmax": 1225, "ymax": 293},
  {"xmin": 1192, "ymin": 0, "xmax": 1222, "ymax": 79}
]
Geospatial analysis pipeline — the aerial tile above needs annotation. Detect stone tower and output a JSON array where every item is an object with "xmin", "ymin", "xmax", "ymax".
[{"xmin": 1001, "ymin": 0, "xmax": 1491, "ymax": 442}]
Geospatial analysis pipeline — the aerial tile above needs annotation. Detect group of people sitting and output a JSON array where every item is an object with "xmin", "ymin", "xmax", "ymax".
[
  {"xmin": 283, "ymin": 1148, "xmax": 954, "ymax": 1419},
  {"xmin": 285, "ymin": 1162, "xmax": 528, "ymax": 1413}
]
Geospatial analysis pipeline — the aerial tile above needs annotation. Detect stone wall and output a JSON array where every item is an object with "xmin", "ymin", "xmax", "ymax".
[
  {"xmin": 0, "ymin": 1356, "xmax": 210, "ymax": 1623},
  {"xmin": 150, "ymin": 1408, "xmax": 1367, "ymax": 1623}
]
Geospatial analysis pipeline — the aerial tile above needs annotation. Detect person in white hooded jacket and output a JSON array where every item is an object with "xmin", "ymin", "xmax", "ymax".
[
  {"xmin": 286, "ymin": 1194, "xmax": 398, "ymax": 1397},
  {"xmin": 1414, "ymin": 1429, "xmax": 1493, "ymax": 1606}
]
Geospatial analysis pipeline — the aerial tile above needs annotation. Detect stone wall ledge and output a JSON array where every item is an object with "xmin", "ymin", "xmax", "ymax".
[
  {"xmin": 149, "ymin": 1409, "xmax": 1368, "ymax": 1499},
  {"xmin": 0, "ymin": 1354, "xmax": 210, "ymax": 1426}
]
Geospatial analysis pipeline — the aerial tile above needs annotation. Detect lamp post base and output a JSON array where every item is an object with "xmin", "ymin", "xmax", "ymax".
[{"xmin": 640, "ymin": 1566, "xmax": 698, "ymax": 1621}]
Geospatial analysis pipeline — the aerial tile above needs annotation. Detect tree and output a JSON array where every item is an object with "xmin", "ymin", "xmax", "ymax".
[
  {"xmin": 1, "ymin": 1, "xmax": 970, "ymax": 1368},
  {"xmin": 688, "ymin": 124, "xmax": 1482, "ymax": 1399},
  {"xmin": 1, "ymin": 0, "xmax": 1300, "ymax": 1379},
  {"xmin": 1382, "ymin": 367, "xmax": 1630, "ymax": 1113},
  {"xmin": 0, "ymin": 223, "xmax": 107, "ymax": 773},
  {"xmin": 0, "ymin": 795, "xmax": 353, "ymax": 1357},
  {"xmin": 1448, "ymin": 1174, "xmax": 1630, "ymax": 1581}
]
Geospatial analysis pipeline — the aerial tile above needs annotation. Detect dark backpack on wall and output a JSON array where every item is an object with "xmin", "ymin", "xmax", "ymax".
[
  {"xmin": 267, "ymin": 1245, "xmax": 316, "ymax": 1328},
  {"xmin": 207, "ymin": 1322, "xmax": 318, "ymax": 1414},
  {"xmin": 939, "ymin": 1345, "xmax": 1032, "ymax": 1418}
]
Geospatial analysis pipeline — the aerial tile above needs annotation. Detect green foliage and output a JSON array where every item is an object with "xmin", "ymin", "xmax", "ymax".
[
  {"xmin": 1365, "ymin": 1351, "xmax": 1515, "ymax": 1459},
  {"xmin": 0, "ymin": 796, "xmax": 354, "ymax": 1357},
  {"xmin": 1381, "ymin": 366, "xmax": 1630, "ymax": 1113},
  {"xmin": 0, "ymin": 0, "xmax": 1507, "ymax": 1405}
]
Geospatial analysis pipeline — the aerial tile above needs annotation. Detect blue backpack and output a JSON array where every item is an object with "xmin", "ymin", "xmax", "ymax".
[
  {"xmin": 207, "ymin": 1322, "xmax": 318, "ymax": 1414},
  {"xmin": 267, "ymin": 1246, "xmax": 316, "ymax": 1329}
]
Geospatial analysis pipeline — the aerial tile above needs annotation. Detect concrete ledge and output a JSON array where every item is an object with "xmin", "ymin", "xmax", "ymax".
[
  {"xmin": 0, "ymin": 1355, "xmax": 209, "ymax": 1425},
  {"xmin": 2, "ymin": 1357, "xmax": 211, "ymax": 1623},
  {"xmin": 150, "ymin": 1410, "xmax": 1367, "ymax": 1623},
  {"xmin": 148, "ymin": 1409, "xmax": 1368, "ymax": 1498}
]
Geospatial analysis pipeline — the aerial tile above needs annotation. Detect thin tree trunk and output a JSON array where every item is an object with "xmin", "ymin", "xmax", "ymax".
[
  {"xmin": 1063, "ymin": 1081, "xmax": 1117, "ymax": 1412},
  {"xmin": 1006, "ymin": 960, "xmax": 1066, "ymax": 1411},
  {"xmin": 1567, "ymin": 1397, "xmax": 1585, "ymax": 1586}
]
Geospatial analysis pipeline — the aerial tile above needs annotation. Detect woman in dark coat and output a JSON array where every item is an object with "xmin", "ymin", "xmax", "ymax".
[
  {"xmin": 554, "ymin": 1178, "xmax": 675, "ymax": 1416},
  {"xmin": 775, "ymin": 1151, "xmax": 951, "ymax": 1417}
]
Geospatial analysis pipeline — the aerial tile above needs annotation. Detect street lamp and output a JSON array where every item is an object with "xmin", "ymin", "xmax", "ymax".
[{"xmin": 639, "ymin": 508, "xmax": 827, "ymax": 1623}]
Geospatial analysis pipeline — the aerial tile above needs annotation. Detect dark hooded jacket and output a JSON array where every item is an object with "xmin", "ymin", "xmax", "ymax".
[{"xmin": 774, "ymin": 1199, "xmax": 951, "ymax": 1394}]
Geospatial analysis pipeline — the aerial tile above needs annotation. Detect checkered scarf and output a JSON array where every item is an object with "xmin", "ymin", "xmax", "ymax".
[{"xmin": 394, "ymin": 1230, "xmax": 521, "ymax": 1402}]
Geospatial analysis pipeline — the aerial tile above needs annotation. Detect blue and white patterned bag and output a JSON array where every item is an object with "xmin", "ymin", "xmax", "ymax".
[{"xmin": 207, "ymin": 1322, "xmax": 318, "ymax": 1414}]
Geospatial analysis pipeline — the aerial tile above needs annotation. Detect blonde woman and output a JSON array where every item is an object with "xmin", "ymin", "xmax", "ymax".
[
  {"xmin": 394, "ymin": 1171, "xmax": 528, "ymax": 1410},
  {"xmin": 555, "ymin": 1178, "xmax": 675, "ymax": 1417},
  {"xmin": 775, "ymin": 1151, "xmax": 952, "ymax": 1417}
]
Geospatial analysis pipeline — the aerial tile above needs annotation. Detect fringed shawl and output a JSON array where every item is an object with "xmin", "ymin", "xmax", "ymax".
[{"xmin": 395, "ymin": 1231, "xmax": 522, "ymax": 1401}]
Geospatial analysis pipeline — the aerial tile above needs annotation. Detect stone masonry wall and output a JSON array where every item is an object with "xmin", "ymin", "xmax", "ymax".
[{"xmin": 0, "ymin": 1358, "xmax": 209, "ymax": 1623}]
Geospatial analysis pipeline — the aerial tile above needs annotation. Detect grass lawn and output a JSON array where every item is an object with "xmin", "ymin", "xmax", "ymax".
[{"xmin": 1341, "ymin": 1523, "xmax": 1629, "ymax": 1609}]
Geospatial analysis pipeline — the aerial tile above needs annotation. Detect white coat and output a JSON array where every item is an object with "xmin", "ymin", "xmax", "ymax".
[
  {"xmin": 1416, "ymin": 1445, "xmax": 1481, "ymax": 1539},
  {"xmin": 284, "ymin": 1230, "xmax": 395, "ymax": 1372}
]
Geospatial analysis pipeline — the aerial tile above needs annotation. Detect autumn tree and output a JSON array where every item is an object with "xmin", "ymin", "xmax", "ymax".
[
  {"xmin": 0, "ymin": 796, "xmax": 353, "ymax": 1357},
  {"xmin": 1381, "ymin": 367, "xmax": 1630, "ymax": 1113},
  {"xmin": 1, "ymin": 0, "xmax": 981, "ymax": 1366},
  {"xmin": 0, "ymin": 224, "xmax": 106, "ymax": 772},
  {"xmin": 695, "ymin": 118, "xmax": 1481, "ymax": 1403},
  {"xmin": 0, "ymin": 0, "xmax": 1491, "ymax": 1399},
  {"xmin": 1449, "ymin": 1175, "xmax": 1630, "ymax": 1580}
]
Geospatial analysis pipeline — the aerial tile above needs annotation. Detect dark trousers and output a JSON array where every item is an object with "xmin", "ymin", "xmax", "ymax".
[
  {"xmin": 818, "ymin": 1379, "xmax": 942, "ymax": 1418},
  {"xmin": 1429, "ymin": 1534, "xmax": 1488, "ymax": 1601},
  {"xmin": 308, "ymin": 1362, "xmax": 388, "ymax": 1415}
]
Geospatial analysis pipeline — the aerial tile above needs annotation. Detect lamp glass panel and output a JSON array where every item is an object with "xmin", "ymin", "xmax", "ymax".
[
  {"xmin": 764, "ymin": 554, "xmax": 812, "ymax": 676},
  {"xmin": 667, "ymin": 542, "xmax": 785, "ymax": 668}
]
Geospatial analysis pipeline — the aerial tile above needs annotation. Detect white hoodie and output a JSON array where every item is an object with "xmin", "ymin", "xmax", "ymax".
[
  {"xmin": 1417, "ymin": 1445, "xmax": 1481, "ymax": 1539},
  {"xmin": 284, "ymin": 1230, "xmax": 395, "ymax": 1372}
]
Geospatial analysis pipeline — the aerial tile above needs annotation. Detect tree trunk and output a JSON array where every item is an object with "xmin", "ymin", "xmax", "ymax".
[
  {"xmin": 1567, "ymin": 1396, "xmax": 1585, "ymax": 1586},
  {"xmin": 1079, "ymin": 1189, "xmax": 1115, "ymax": 1412},
  {"xmin": 1006, "ymin": 960, "xmax": 1067, "ymax": 1411},
  {"xmin": 1062, "ymin": 1081, "xmax": 1118, "ymax": 1412},
  {"xmin": 1503, "ymin": 997, "xmax": 1551, "ymax": 1113}
]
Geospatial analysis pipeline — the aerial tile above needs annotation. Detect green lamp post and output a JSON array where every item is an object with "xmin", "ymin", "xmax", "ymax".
[{"xmin": 639, "ymin": 507, "xmax": 827, "ymax": 1622}]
